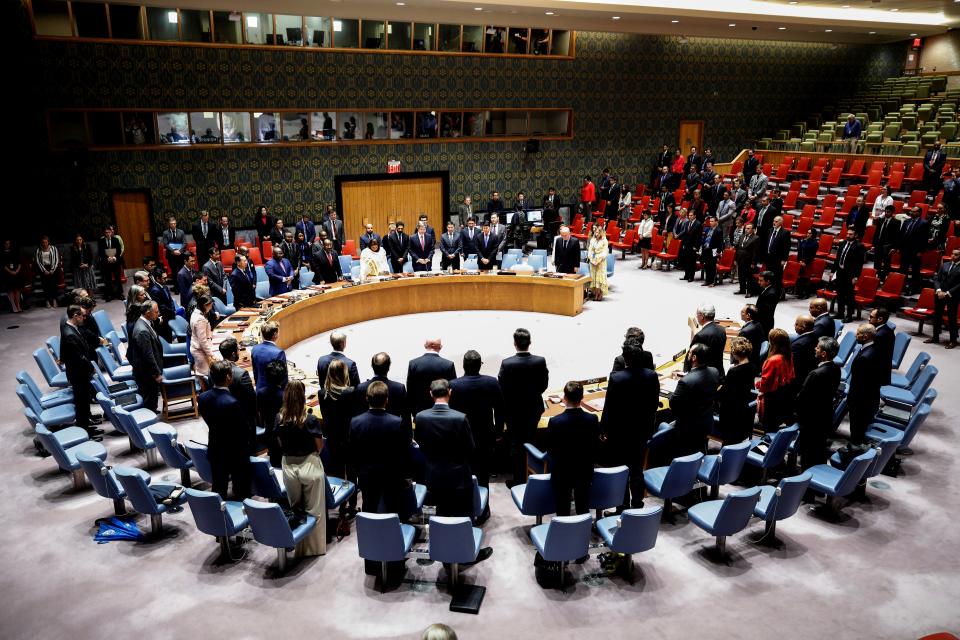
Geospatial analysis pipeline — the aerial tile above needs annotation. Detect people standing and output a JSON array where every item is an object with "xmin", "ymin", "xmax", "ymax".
[
  {"xmin": 499, "ymin": 328, "xmax": 549, "ymax": 486},
  {"xmin": 587, "ymin": 224, "xmax": 609, "ymax": 301},
  {"xmin": 127, "ymin": 301, "xmax": 164, "ymax": 411},
  {"xmin": 548, "ymin": 381, "xmax": 599, "ymax": 516},
  {"xmin": 199, "ymin": 361, "xmax": 253, "ymax": 500}
]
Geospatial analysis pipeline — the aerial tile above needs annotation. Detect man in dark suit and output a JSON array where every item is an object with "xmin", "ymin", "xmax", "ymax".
[
  {"xmin": 926, "ymin": 247, "xmax": 960, "ymax": 348},
  {"xmin": 214, "ymin": 338, "xmax": 257, "ymax": 423},
  {"xmin": 548, "ymin": 381, "xmax": 599, "ymax": 516},
  {"xmin": 384, "ymin": 221, "xmax": 411, "ymax": 274},
  {"xmin": 296, "ymin": 213, "xmax": 317, "ymax": 245},
  {"xmin": 310, "ymin": 238, "xmax": 342, "ymax": 284},
  {"xmin": 669, "ymin": 344, "xmax": 720, "ymax": 457},
  {"xmin": 199, "ymin": 361, "xmax": 253, "ymax": 500},
  {"xmin": 438, "ymin": 221, "xmax": 462, "ymax": 271},
  {"xmin": 734, "ymin": 222, "xmax": 760, "ymax": 295},
  {"xmin": 700, "ymin": 216, "xmax": 724, "ymax": 286},
  {"xmin": 202, "ymin": 247, "xmax": 227, "ymax": 304},
  {"xmin": 653, "ymin": 145, "xmax": 672, "ymax": 187},
  {"xmin": 796, "ymin": 337, "xmax": 842, "ymax": 469},
  {"xmin": 323, "ymin": 211, "xmax": 345, "ymax": 253},
  {"xmin": 498, "ymin": 328, "xmax": 549, "ymax": 485},
  {"xmin": 847, "ymin": 196, "xmax": 871, "ymax": 239},
  {"xmin": 756, "ymin": 271, "xmax": 781, "ymax": 335},
  {"xmin": 229, "ymin": 254, "xmax": 257, "ymax": 308},
  {"xmin": 677, "ymin": 209, "xmax": 702, "ymax": 282},
  {"xmin": 317, "ymin": 331, "xmax": 361, "ymax": 387},
  {"xmin": 811, "ymin": 298, "xmax": 835, "ymax": 339},
  {"xmin": 764, "ymin": 216, "xmax": 791, "ymax": 284},
  {"xmin": 414, "ymin": 379, "xmax": 476, "ymax": 517},
  {"xmin": 191, "ymin": 210, "xmax": 215, "ymax": 267},
  {"xmin": 656, "ymin": 185, "xmax": 676, "ymax": 228},
  {"xmin": 450, "ymin": 350, "xmax": 504, "ymax": 516},
  {"xmin": 873, "ymin": 205, "xmax": 901, "ymax": 281},
  {"xmin": 742, "ymin": 149, "xmax": 759, "ymax": 185},
  {"xmin": 127, "ymin": 301, "xmax": 164, "ymax": 411},
  {"xmin": 358, "ymin": 223, "xmax": 381, "ymax": 252},
  {"xmin": 406, "ymin": 338, "xmax": 457, "ymax": 417},
  {"xmin": 869, "ymin": 307, "xmax": 895, "ymax": 386},
  {"xmin": 753, "ymin": 197, "xmax": 775, "ymax": 245},
  {"xmin": 610, "ymin": 327, "xmax": 655, "ymax": 373},
  {"xmin": 145, "ymin": 265, "xmax": 176, "ymax": 341},
  {"xmin": 265, "ymin": 247, "xmax": 294, "ymax": 296},
  {"xmin": 176, "ymin": 252, "xmax": 198, "ymax": 305},
  {"xmin": 923, "ymin": 141, "xmax": 947, "ymax": 193},
  {"xmin": 213, "ymin": 215, "xmax": 236, "ymax": 252},
  {"xmin": 541, "ymin": 187, "xmax": 561, "ymax": 242},
  {"xmin": 409, "ymin": 222, "xmax": 435, "ymax": 271},
  {"xmin": 737, "ymin": 305, "xmax": 765, "ymax": 376},
  {"xmin": 847, "ymin": 323, "xmax": 885, "ymax": 444},
  {"xmin": 685, "ymin": 304, "xmax": 727, "ymax": 379},
  {"xmin": 899, "ymin": 206, "xmax": 931, "ymax": 294},
  {"xmin": 61, "ymin": 305, "xmax": 101, "ymax": 437},
  {"xmin": 97, "ymin": 225, "xmax": 125, "ymax": 301},
  {"xmin": 791, "ymin": 315, "xmax": 819, "ymax": 389},
  {"xmin": 458, "ymin": 218, "xmax": 479, "ymax": 263},
  {"xmin": 552, "ymin": 226, "xmax": 581, "ymax": 274},
  {"xmin": 476, "ymin": 222, "xmax": 499, "ymax": 271},
  {"xmin": 350, "ymin": 381, "xmax": 411, "ymax": 515},
  {"xmin": 250, "ymin": 321, "xmax": 286, "ymax": 392},
  {"xmin": 833, "ymin": 228, "xmax": 866, "ymax": 323},
  {"xmin": 160, "ymin": 216, "xmax": 187, "ymax": 281},
  {"xmin": 356, "ymin": 352, "xmax": 410, "ymax": 439},
  {"xmin": 601, "ymin": 343, "xmax": 660, "ymax": 510},
  {"xmin": 716, "ymin": 338, "xmax": 756, "ymax": 444}
]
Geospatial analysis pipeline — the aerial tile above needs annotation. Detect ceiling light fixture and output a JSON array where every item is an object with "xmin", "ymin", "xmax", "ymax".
[
  {"xmin": 545, "ymin": 11, "xmax": 554, "ymax": 15},
  {"xmin": 778, "ymin": 26, "xmax": 787, "ymax": 30},
  {"xmin": 825, "ymin": 29, "xmax": 832, "ymax": 32},
  {"xmin": 611, "ymin": 16, "xmax": 620, "ymax": 20},
  {"xmin": 889, "ymin": 8, "xmax": 899, "ymax": 11},
  {"xmin": 869, "ymin": 31, "xmax": 876, "ymax": 34},
  {"xmin": 671, "ymin": 19, "xmax": 679, "ymax": 23},
  {"xmin": 729, "ymin": 23, "xmax": 736, "ymax": 26},
  {"xmin": 395, "ymin": 1, "xmax": 405, "ymax": 5}
]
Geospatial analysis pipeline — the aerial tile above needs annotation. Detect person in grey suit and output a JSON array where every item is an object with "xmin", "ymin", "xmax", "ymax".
[
  {"xmin": 201, "ymin": 247, "xmax": 227, "ymax": 303},
  {"xmin": 322, "ymin": 212, "xmax": 346, "ymax": 253},
  {"xmin": 406, "ymin": 338, "xmax": 457, "ymax": 417},
  {"xmin": 498, "ymin": 328, "xmax": 549, "ymax": 486},
  {"xmin": 127, "ymin": 301, "xmax": 164, "ymax": 411},
  {"xmin": 438, "ymin": 221, "xmax": 462, "ymax": 270},
  {"xmin": 456, "ymin": 196, "xmax": 474, "ymax": 226},
  {"xmin": 316, "ymin": 331, "xmax": 361, "ymax": 387}
]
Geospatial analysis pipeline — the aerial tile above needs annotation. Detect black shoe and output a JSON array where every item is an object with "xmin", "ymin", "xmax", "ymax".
[
  {"xmin": 86, "ymin": 427, "xmax": 105, "ymax": 437},
  {"xmin": 923, "ymin": 338, "xmax": 940, "ymax": 344}
]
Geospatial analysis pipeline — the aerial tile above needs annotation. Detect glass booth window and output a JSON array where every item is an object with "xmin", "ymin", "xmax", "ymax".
[
  {"xmin": 484, "ymin": 26, "xmax": 506, "ymax": 53},
  {"xmin": 32, "ymin": 0, "xmax": 72, "ymax": 36},
  {"xmin": 281, "ymin": 112, "xmax": 310, "ymax": 141},
  {"xmin": 254, "ymin": 112, "xmax": 280, "ymax": 142},
  {"xmin": 333, "ymin": 18, "xmax": 359, "ymax": 48},
  {"xmin": 390, "ymin": 111, "xmax": 413, "ymax": 139},
  {"xmin": 311, "ymin": 112, "xmax": 336, "ymax": 140},
  {"xmin": 73, "ymin": 2, "xmax": 109, "ymax": 38},
  {"xmin": 123, "ymin": 112, "xmax": 154, "ymax": 144},
  {"xmin": 222, "ymin": 112, "xmax": 251, "ymax": 143},
  {"xmin": 244, "ymin": 12, "xmax": 273, "ymax": 45},
  {"xmin": 275, "ymin": 15, "xmax": 303, "ymax": 45},
  {"xmin": 190, "ymin": 112, "xmax": 221, "ymax": 143},
  {"xmin": 438, "ymin": 24, "xmax": 460, "ymax": 52},
  {"xmin": 109, "ymin": 4, "xmax": 144, "ymax": 39},
  {"xmin": 49, "ymin": 112, "xmax": 88, "ymax": 147},
  {"xmin": 487, "ymin": 111, "xmax": 527, "ymax": 136},
  {"xmin": 463, "ymin": 111, "xmax": 487, "ymax": 137},
  {"xmin": 364, "ymin": 112, "xmax": 389, "ymax": 140},
  {"xmin": 158, "ymin": 112, "xmax": 190, "ymax": 143},
  {"xmin": 462, "ymin": 25, "xmax": 483, "ymax": 52},
  {"xmin": 413, "ymin": 23, "xmax": 433, "ymax": 50},
  {"xmin": 530, "ymin": 29, "xmax": 549, "ymax": 55},
  {"xmin": 361, "ymin": 19, "xmax": 385, "ymax": 49},
  {"xmin": 212, "ymin": 11, "xmax": 242, "ymax": 44},
  {"xmin": 305, "ymin": 17, "xmax": 330, "ymax": 47},
  {"xmin": 417, "ymin": 111, "xmax": 438, "ymax": 138},
  {"xmin": 440, "ymin": 112, "xmax": 462, "ymax": 138},
  {"xmin": 180, "ymin": 9, "xmax": 211, "ymax": 42},
  {"xmin": 507, "ymin": 27, "xmax": 528, "ymax": 54},
  {"xmin": 88, "ymin": 111, "xmax": 123, "ymax": 146},
  {"xmin": 338, "ymin": 112, "xmax": 361, "ymax": 140},
  {"xmin": 145, "ymin": 7, "xmax": 179, "ymax": 41},
  {"xmin": 530, "ymin": 111, "xmax": 569, "ymax": 136},
  {"xmin": 550, "ymin": 30, "xmax": 570, "ymax": 56},
  {"xmin": 388, "ymin": 22, "xmax": 412, "ymax": 50}
]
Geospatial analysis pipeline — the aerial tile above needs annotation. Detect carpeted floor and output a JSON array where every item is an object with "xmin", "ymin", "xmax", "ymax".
[{"xmin": 1, "ymin": 255, "xmax": 957, "ymax": 640}]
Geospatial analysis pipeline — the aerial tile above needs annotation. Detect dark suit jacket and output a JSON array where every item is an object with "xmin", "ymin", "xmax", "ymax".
[
  {"xmin": 199, "ymin": 387, "xmax": 252, "ymax": 456},
  {"xmin": 611, "ymin": 349, "xmax": 655, "ymax": 373},
  {"xmin": 202, "ymin": 259, "xmax": 227, "ymax": 301},
  {"xmin": 553, "ymin": 236, "xmax": 581, "ymax": 274},
  {"xmin": 734, "ymin": 232, "xmax": 759, "ymax": 266},
  {"xmin": 934, "ymin": 260, "xmax": 960, "ymax": 296},
  {"xmin": 357, "ymin": 375, "xmax": 410, "ymax": 437},
  {"xmin": 834, "ymin": 239, "xmax": 866, "ymax": 277},
  {"xmin": 349, "ymin": 409, "xmax": 410, "ymax": 483},
  {"xmin": 753, "ymin": 205, "xmax": 775, "ymax": 239},
  {"xmin": 317, "ymin": 351, "xmax": 361, "ymax": 388},
  {"xmin": 176, "ymin": 266, "xmax": 196, "ymax": 304},
  {"xmin": 925, "ymin": 149, "xmax": 947, "ymax": 175},
  {"xmin": 670, "ymin": 366, "xmax": 720, "ymax": 452},
  {"xmin": 600, "ymin": 367, "xmax": 660, "ymax": 464},
  {"xmin": 310, "ymin": 245, "xmax": 342, "ymax": 283},
  {"xmin": 296, "ymin": 220, "xmax": 317, "ymax": 243},
  {"xmin": 764, "ymin": 228, "xmax": 791, "ymax": 263},
  {"xmin": 127, "ymin": 319, "xmax": 163, "ymax": 380},
  {"xmin": 716, "ymin": 361, "xmax": 755, "ymax": 440},
  {"xmin": 229, "ymin": 267, "xmax": 257, "ymax": 308},
  {"xmin": 548, "ymin": 407, "xmax": 599, "ymax": 480},
  {"xmin": 873, "ymin": 324, "xmax": 895, "ymax": 386},
  {"xmin": 791, "ymin": 332, "xmax": 819, "ymax": 386},
  {"xmin": 449, "ymin": 374, "xmax": 505, "ymax": 453},
  {"xmin": 384, "ymin": 231, "xmax": 411, "ymax": 266},
  {"xmin": 60, "ymin": 324, "xmax": 94, "ymax": 381},
  {"xmin": 147, "ymin": 280, "xmax": 177, "ymax": 322},
  {"xmin": 498, "ymin": 352, "xmax": 549, "ymax": 426},
  {"xmin": 191, "ymin": 220, "xmax": 215, "ymax": 260},
  {"xmin": 756, "ymin": 285, "xmax": 780, "ymax": 334},
  {"xmin": 898, "ymin": 217, "xmax": 930, "ymax": 256},
  {"xmin": 439, "ymin": 231, "xmax": 462, "ymax": 257},
  {"xmin": 264, "ymin": 258, "xmax": 293, "ymax": 296},
  {"xmin": 251, "ymin": 341, "xmax": 286, "ymax": 392},
  {"xmin": 849, "ymin": 206, "xmax": 871, "ymax": 237},
  {"xmin": 687, "ymin": 322, "xmax": 727, "ymax": 377},
  {"xmin": 408, "ymin": 233, "xmax": 436, "ymax": 262},
  {"xmin": 213, "ymin": 226, "xmax": 236, "ymax": 251},
  {"xmin": 407, "ymin": 353, "xmax": 457, "ymax": 417},
  {"xmin": 874, "ymin": 216, "xmax": 902, "ymax": 250},
  {"xmin": 847, "ymin": 343, "xmax": 884, "ymax": 412},
  {"xmin": 323, "ymin": 219, "xmax": 345, "ymax": 252},
  {"xmin": 738, "ymin": 320, "xmax": 765, "ymax": 373},
  {"xmin": 813, "ymin": 313, "xmax": 835, "ymax": 339},
  {"xmin": 359, "ymin": 232, "xmax": 382, "ymax": 252},
  {"xmin": 459, "ymin": 228, "xmax": 480, "ymax": 258},
  {"xmin": 414, "ymin": 403, "xmax": 475, "ymax": 490},
  {"xmin": 254, "ymin": 214, "xmax": 274, "ymax": 242},
  {"xmin": 206, "ymin": 362, "xmax": 257, "ymax": 430},
  {"xmin": 475, "ymin": 233, "xmax": 499, "ymax": 263},
  {"xmin": 796, "ymin": 361, "xmax": 841, "ymax": 430}
]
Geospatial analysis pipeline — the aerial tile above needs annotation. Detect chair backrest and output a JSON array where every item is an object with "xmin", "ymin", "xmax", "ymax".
[
  {"xmin": 33, "ymin": 348, "xmax": 60, "ymax": 384},
  {"xmin": 46, "ymin": 335, "xmax": 61, "ymax": 360},
  {"xmin": 185, "ymin": 442, "xmax": 214, "ymax": 483},
  {"xmin": 96, "ymin": 346, "xmax": 121, "ymax": 376},
  {"xmin": 710, "ymin": 440, "xmax": 752, "ymax": 486},
  {"xmin": 521, "ymin": 474, "xmax": 555, "ymax": 512},
  {"xmin": 711, "ymin": 486, "xmax": 762, "ymax": 536},
  {"xmin": 609, "ymin": 506, "xmax": 662, "ymax": 554},
  {"xmin": 501, "ymin": 253, "xmax": 519, "ymax": 271},
  {"xmin": 16, "ymin": 370, "xmax": 44, "ymax": 401},
  {"xmin": 92, "ymin": 309, "xmax": 115, "ymax": 338},
  {"xmin": 867, "ymin": 431, "xmax": 904, "ymax": 479},
  {"xmin": 76, "ymin": 451, "xmax": 124, "ymax": 500},
  {"xmin": 212, "ymin": 297, "xmax": 230, "ymax": 316},
  {"xmin": 900, "ymin": 351, "xmax": 931, "ymax": 385},
  {"xmin": 762, "ymin": 424, "xmax": 800, "ymax": 468},
  {"xmin": 835, "ymin": 332, "xmax": 856, "ymax": 364},
  {"xmin": 766, "ymin": 471, "xmax": 812, "ymax": 522},
  {"xmin": 356, "ymin": 512, "xmax": 408, "ymax": 561},
  {"xmin": 529, "ymin": 254, "xmax": 546, "ymax": 271},
  {"xmin": 541, "ymin": 513, "xmax": 593, "ymax": 562},
  {"xmin": 905, "ymin": 365, "xmax": 938, "ymax": 403},
  {"xmin": 900, "ymin": 403, "xmax": 932, "ymax": 449},
  {"xmin": 660, "ymin": 452, "xmax": 705, "ymax": 499},
  {"xmin": 588, "ymin": 466, "xmax": 629, "ymax": 510},
  {"xmin": 184, "ymin": 488, "xmax": 240, "ymax": 536},
  {"xmin": 147, "ymin": 424, "xmax": 192, "ymax": 469},
  {"xmin": 105, "ymin": 330, "xmax": 125, "ymax": 364},
  {"xmin": 834, "ymin": 449, "xmax": 877, "ymax": 496},
  {"xmin": 94, "ymin": 392, "xmax": 125, "ymax": 433},
  {"xmin": 113, "ymin": 405, "xmax": 152, "ymax": 450},
  {"xmin": 34, "ymin": 424, "xmax": 76, "ymax": 471},
  {"xmin": 249, "ymin": 457, "xmax": 285, "ymax": 500},
  {"xmin": 115, "ymin": 467, "xmax": 162, "ymax": 516},
  {"xmin": 428, "ymin": 516, "xmax": 478, "ymax": 564},
  {"xmin": 891, "ymin": 331, "xmax": 911, "ymax": 369},
  {"xmin": 243, "ymin": 499, "xmax": 295, "ymax": 548},
  {"xmin": 16, "ymin": 384, "xmax": 42, "ymax": 416}
]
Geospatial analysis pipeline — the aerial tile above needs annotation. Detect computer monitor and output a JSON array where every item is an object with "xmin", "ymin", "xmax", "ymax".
[
  {"xmin": 286, "ymin": 27, "xmax": 302, "ymax": 44},
  {"xmin": 312, "ymin": 29, "xmax": 325, "ymax": 46},
  {"xmin": 525, "ymin": 209, "xmax": 543, "ymax": 224}
]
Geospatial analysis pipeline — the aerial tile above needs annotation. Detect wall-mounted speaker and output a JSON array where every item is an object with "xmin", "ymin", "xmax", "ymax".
[{"xmin": 525, "ymin": 139, "xmax": 540, "ymax": 154}]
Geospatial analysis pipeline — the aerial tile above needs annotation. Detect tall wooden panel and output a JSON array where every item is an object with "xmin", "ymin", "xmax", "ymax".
[
  {"xmin": 340, "ymin": 176, "xmax": 444, "ymax": 240},
  {"xmin": 111, "ymin": 190, "xmax": 153, "ymax": 268}
]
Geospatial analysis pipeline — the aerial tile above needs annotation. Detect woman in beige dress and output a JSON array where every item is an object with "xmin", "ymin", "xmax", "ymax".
[
  {"xmin": 189, "ymin": 294, "xmax": 219, "ymax": 376},
  {"xmin": 276, "ymin": 380, "xmax": 327, "ymax": 556},
  {"xmin": 587, "ymin": 223, "xmax": 609, "ymax": 301}
]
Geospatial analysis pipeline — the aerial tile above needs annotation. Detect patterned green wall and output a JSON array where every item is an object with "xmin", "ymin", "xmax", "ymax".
[{"xmin": 24, "ymin": 26, "xmax": 903, "ymax": 240}]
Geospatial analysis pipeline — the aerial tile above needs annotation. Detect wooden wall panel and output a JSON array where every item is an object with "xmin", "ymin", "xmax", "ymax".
[{"xmin": 340, "ymin": 176, "xmax": 444, "ymax": 241}]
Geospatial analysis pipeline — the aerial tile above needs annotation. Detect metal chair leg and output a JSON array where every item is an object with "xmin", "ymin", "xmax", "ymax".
[
  {"xmin": 449, "ymin": 562, "xmax": 459, "ymax": 590},
  {"xmin": 277, "ymin": 548, "xmax": 288, "ymax": 573},
  {"xmin": 716, "ymin": 535, "xmax": 726, "ymax": 556},
  {"xmin": 380, "ymin": 561, "xmax": 387, "ymax": 593},
  {"xmin": 72, "ymin": 469, "xmax": 86, "ymax": 491},
  {"xmin": 536, "ymin": 515, "xmax": 543, "ymax": 526},
  {"xmin": 112, "ymin": 497, "xmax": 127, "ymax": 516},
  {"xmin": 146, "ymin": 447, "xmax": 159, "ymax": 468},
  {"xmin": 179, "ymin": 468, "xmax": 191, "ymax": 487},
  {"xmin": 219, "ymin": 535, "xmax": 231, "ymax": 557},
  {"xmin": 150, "ymin": 513, "xmax": 163, "ymax": 535}
]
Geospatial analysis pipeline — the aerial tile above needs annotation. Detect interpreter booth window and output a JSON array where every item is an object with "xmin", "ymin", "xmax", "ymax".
[
  {"xmin": 440, "ymin": 112, "xmax": 463, "ymax": 138},
  {"xmin": 190, "ymin": 112, "xmax": 222, "ymax": 143},
  {"xmin": 388, "ymin": 21, "xmax": 412, "ymax": 50},
  {"xmin": 550, "ymin": 30, "xmax": 571, "ymax": 56},
  {"xmin": 244, "ymin": 12, "xmax": 273, "ymax": 45},
  {"xmin": 255, "ymin": 112, "xmax": 280, "ymax": 142},
  {"xmin": 88, "ymin": 111, "xmax": 124, "ymax": 146},
  {"xmin": 362, "ymin": 19, "xmax": 385, "ymax": 49},
  {"xmin": 462, "ymin": 25, "xmax": 483, "ymax": 52},
  {"xmin": 212, "ymin": 11, "xmax": 242, "ymax": 44},
  {"xmin": 364, "ymin": 113, "xmax": 389, "ymax": 140},
  {"xmin": 123, "ymin": 112, "xmax": 154, "ymax": 145},
  {"xmin": 72, "ymin": 2, "xmax": 109, "ymax": 38},
  {"xmin": 281, "ymin": 112, "xmax": 311, "ymax": 141},
  {"xmin": 305, "ymin": 17, "xmax": 331, "ymax": 47},
  {"xmin": 338, "ymin": 112, "xmax": 362, "ymax": 140},
  {"xmin": 417, "ymin": 111, "xmax": 438, "ymax": 138},
  {"xmin": 222, "ymin": 112, "xmax": 251, "ymax": 143},
  {"xmin": 530, "ymin": 29, "xmax": 550, "ymax": 55},
  {"xmin": 32, "ymin": 0, "xmax": 72, "ymax": 36},
  {"xmin": 109, "ymin": 4, "xmax": 145, "ymax": 39},
  {"xmin": 507, "ymin": 27, "xmax": 529, "ymax": 54},
  {"xmin": 438, "ymin": 24, "xmax": 461, "ymax": 52},
  {"xmin": 530, "ymin": 111, "xmax": 569, "ymax": 136},
  {"xmin": 180, "ymin": 9, "xmax": 212, "ymax": 42},
  {"xmin": 463, "ymin": 111, "xmax": 487, "ymax": 137},
  {"xmin": 145, "ymin": 7, "xmax": 180, "ymax": 42},
  {"xmin": 158, "ymin": 112, "xmax": 190, "ymax": 144},
  {"xmin": 49, "ymin": 112, "xmax": 88, "ymax": 147},
  {"xmin": 484, "ymin": 26, "xmax": 506, "ymax": 53},
  {"xmin": 390, "ymin": 111, "xmax": 414, "ymax": 139},
  {"xmin": 311, "ymin": 112, "xmax": 336, "ymax": 140},
  {"xmin": 487, "ymin": 111, "xmax": 528, "ymax": 136},
  {"xmin": 276, "ymin": 15, "xmax": 304, "ymax": 46},
  {"xmin": 413, "ymin": 23, "xmax": 433, "ymax": 50},
  {"xmin": 333, "ymin": 19, "xmax": 359, "ymax": 48}
]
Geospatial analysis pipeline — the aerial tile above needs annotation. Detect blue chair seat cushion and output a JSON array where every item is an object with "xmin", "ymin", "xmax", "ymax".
[
  {"xmin": 476, "ymin": 486, "xmax": 489, "ymax": 513},
  {"xmin": 413, "ymin": 482, "xmax": 427, "ymax": 509},
  {"xmin": 54, "ymin": 426, "xmax": 91, "ymax": 449},
  {"xmin": 40, "ymin": 390, "xmax": 75, "ymax": 408},
  {"xmin": 596, "ymin": 515, "xmax": 618, "ymax": 547},
  {"xmin": 687, "ymin": 500, "xmax": 724, "ymax": 533},
  {"xmin": 889, "ymin": 373, "xmax": 912, "ymax": 388},
  {"xmin": 643, "ymin": 465, "xmax": 669, "ymax": 494},
  {"xmin": 529, "ymin": 522, "xmax": 550, "ymax": 556},
  {"xmin": 65, "ymin": 440, "xmax": 108, "ymax": 469},
  {"xmin": 752, "ymin": 485, "xmax": 777, "ymax": 521},
  {"xmin": 129, "ymin": 407, "xmax": 158, "ymax": 425},
  {"xmin": 807, "ymin": 464, "xmax": 844, "ymax": 494},
  {"xmin": 290, "ymin": 513, "xmax": 318, "ymax": 545},
  {"xmin": 866, "ymin": 422, "xmax": 903, "ymax": 444},
  {"xmin": 880, "ymin": 385, "xmax": 916, "ymax": 405},
  {"xmin": 400, "ymin": 522, "xmax": 416, "ymax": 553},
  {"xmin": 697, "ymin": 455, "xmax": 720, "ymax": 484},
  {"xmin": 327, "ymin": 477, "xmax": 354, "ymax": 508},
  {"xmin": 48, "ymin": 371, "xmax": 70, "ymax": 387},
  {"xmin": 112, "ymin": 365, "xmax": 135, "ymax": 381},
  {"xmin": 224, "ymin": 500, "xmax": 249, "ymax": 534},
  {"xmin": 40, "ymin": 404, "xmax": 76, "ymax": 427},
  {"xmin": 510, "ymin": 484, "xmax": 526, "ymax": 510}
]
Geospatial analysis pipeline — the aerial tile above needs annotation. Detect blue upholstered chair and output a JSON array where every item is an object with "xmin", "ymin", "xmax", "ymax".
[
  {"xmin": 34, "ymin": 424, "xmax": 107, "ymax": 490},
  {"xmin": 596, "ymin": 506, "xmax": 662, "ymax": 582},
  {"xmin": 891, "ymin": 351, "xmax": 930, "ymax": 389},
  {"xmin": 528, "ymin": 253, "xmax": 546, "ymax": 271},
  {"xmin": 462, "ymin": 257, "xmax": 479, "ymax": 270},
  {"xmin": 891, "ymin": 331, "xmax": 911, "ymax": 369},
  {"xmin": 92, "ymin": 309, "xmax": 119, "ymax": 339},
  {"xmin": 356, "ymin": 513, "xmax": 416, "ymax": 592},
  {"xmin": 587, "ymin": 465, "xmax": 629, "ymax": 520},
  {"xmin": 511, "ymin": 473, "xmax": 555, "ymax": 525},
  {"xmin": 524, "ymin": 442, "xmax": 550, "ymax": 476},
  {"xmin": 147, "ymin": 424, "xmax": 195, "ymax": 486},
  {"xmin": 867, "ymin": 403, "xmax": 931, "ymax": 454},
  {"xmin": 158, "ymin": 336, "xmax": 189, "ymax": 366},
  {"xmin": 92, "ymin": 368, "xmax": 138, "ymax": 400},
  {"xmin": 250, "ymin": 456, "xmax": 287, "ymax": 501},
  {"xmin": 45, "ymin": 335, "xmax": 61, "ymax": 361},
  {"xmin": 33, "ymin": 348, "xmax": 69, "ymax": 388},
  {"xmin": 168, "ymin": 315, "xmax": 189, "ymax": 342},
  {"xmin": 115, "ymin": 466, "xmax": 186, "ymax": 536},
  {"xmin": 184, "ymin": 488, "xmax": 249, "ymax": 558},
  {"xmin": 643, "ymin": 452, "xmax": 704, "ymax": 521},
  {"xmin": 242, "ymin": 499, "xmax": 318, "ymax": 573},
  {"xmin": 697, "ymin": 439, "xmax": 752, "ymax": 499},
  {"xmin": 212, "ymin": 297, "xmax": 236, "ymax": 317},
  {"xmin": 160, "ymin": 364, "xmax": 199, "ymax": 420},
  {"xmin": 530, "ymin": 249, "xmax": 547, "ymax": 259},
  {"xmin": 752, "ymin": 471, "xmax": 812, "ymax": 541},
  {"xmin": 16, "ymin": 370, "xmax": 73, "ymax": 408},
  {"xmin": 501, "ymin": 253, "xmax": 519, "ymax": 271},
  {"xmin": 759, "ymin": 340, "xmax": 769, "ymax": 361},
  {"xmin": 298, "ymin": 268, "xmax": 314, "ymax": 289},
  {"xmin": 606, "ymin": 252, "xmax": 616, "ymax": 277},
  {"xmin": 429, "ymin": 516, "xmax": 483, "ymax": 588},
  {"xmin": 688, "ymin": 486, "xmax": 762, "ymax": 555},
  {"xmin": 105, "ymin": 331, "xmax": 128, "ymax": 366},
  {"xmin": 325, "ymin": 474, "xmax": 356, "ymax": 514},
  {"xmin": 578, "ymin": 262, "xmax": 589, "ymax": 276},
  {"xmin": 834, "ymin": 319, "xmax": 844, "ymax": 339},
  {"xmin": 831, "ymin": 431, "xmax": 903, "ymax": 494},
  {"xmin": 17, "ymin": 383, "xmax": 75, "ymax": 428},
  {"xmin": 184, "ymin": 442, "xmax": 215, "ymax": 484},
  {"xmin": 745, "ymin": 424, "xmax": 799, "ymax": 483},
  {"xmin": 529, "ymin": 513, "xmax": 593, "ymax": 590},
  {"xmin": 77, "ymin": 452, "xmax": 151, "ymax": 516},
  {"xmin": 97, "ymin": 345, "xmax": 134, "ymax": 382},
  {"xmin": 473, "ymin": 476, "xmax": 489, "ymax": 521},
  {"xmin": 338, "ymin": 255, "xmax": 353, "ymax": 275},
  {"xmin": 880, "ymin": 365, "xmax": 938, "ymax": 410},
  {"xmin": 255, "ymin": 279, "xmax": 270, "ymax": 299},
  {"xmin": 834, "ymin": 331, "xmax": 856, "ymax": 365},
  {"xmin": 808, "ymin": 448, "xmax": 877, "ymax": 512},
  {"xmin": 113, "ymin": 405, "xmax": 161, "ymax": 466}
]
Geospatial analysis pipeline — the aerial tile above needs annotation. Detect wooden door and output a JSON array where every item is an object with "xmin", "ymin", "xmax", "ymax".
[
  {"xmin": 679, "ymin": 120, "xmax": 704, "ymax": 156},
  {"xmin": 111, "ymin": 191, "xmax": 153, "ymax": 270},
  {"xmin": 340, "ymin": 176, "xmax": 444, "ymax": 241}
]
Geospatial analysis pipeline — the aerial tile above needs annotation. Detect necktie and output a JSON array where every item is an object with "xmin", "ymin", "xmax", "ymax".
[
  {"xmin": 768, "ymin": 230, "xmax": 777, "ymax": 254},
  {"xmin": 107, "ymin": 238, "xmax": 111, "ymax": 248},
  {"xmin": 420, "ymin": 234, "xmax": 425, "ymax": 249},
  {"xmin": 327, "ymin": 251, "xmax": 332, "ymax": 265},
  {"xmin": 840, "ymin": 243, "xmax": 850, "ymax": 268},
  {"xmin": 484, "ymin": 234, "xmax": 489, "ymax": 247},
  {"xmin": 202, "ymin": 222, "xmax": 207, "ymax": 235},
  {"xmin": 932, "ymin": 152, "xmax": 938, "ymax": 164}
]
